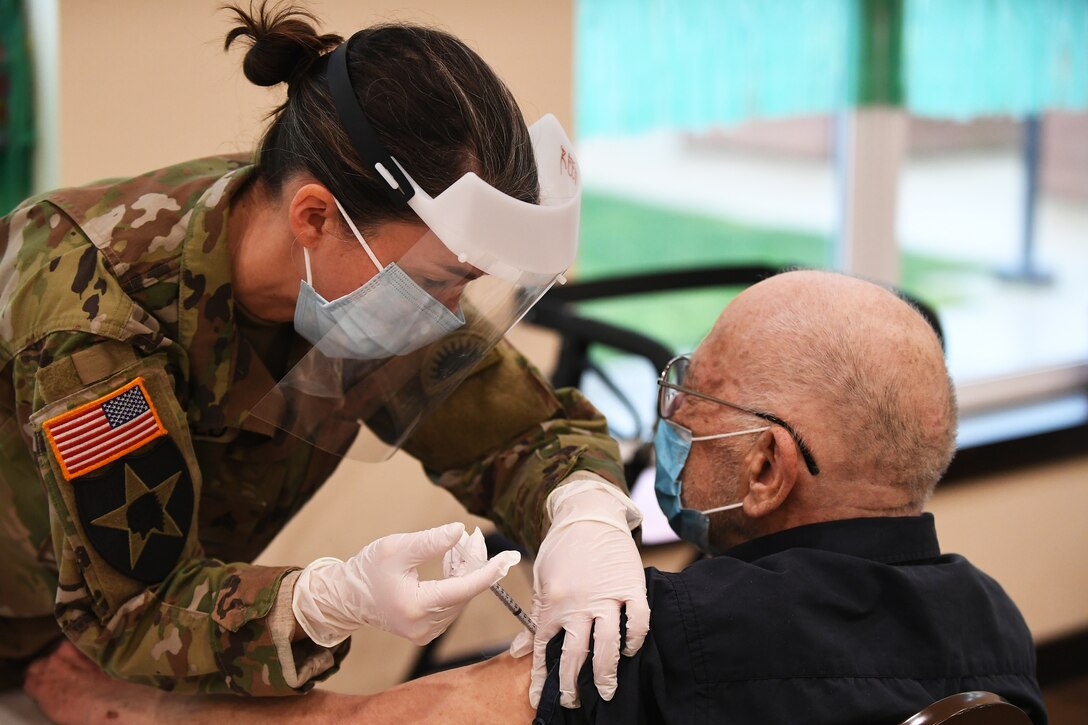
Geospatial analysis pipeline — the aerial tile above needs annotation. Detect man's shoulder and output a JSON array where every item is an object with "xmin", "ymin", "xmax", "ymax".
[
  {"xmin": 646, "ymin": 549, "xmax": 799, "ymax": 599},
  {"xmin": 640, "ymin": 558, "xmax": 782, "ymax": 638},
  {"xmin": 651, "ymin": 526, "xmax": 1016, "ymax": 611},
  {"xmin": 645, "ymin": 536, "xmax": 1036, "ymax": 671},
  {"xmin": 606, "ymin": 528, "xmax": 1041, "ymax": 724}
]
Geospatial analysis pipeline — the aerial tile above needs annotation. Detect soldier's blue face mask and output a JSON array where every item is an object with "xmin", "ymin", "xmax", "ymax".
[
  {"xmin": 653, "ymin": 419, "xmax": 769, "ymax": 555},
  {"xmin": 293, "ymin": 198, "xmax": 465, "ymax": 360}
]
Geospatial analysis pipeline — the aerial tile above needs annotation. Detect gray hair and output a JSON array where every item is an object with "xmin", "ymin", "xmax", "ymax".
[{"xmin": 737, "ymin": 279, "xmax": 957, "ymax": 505}]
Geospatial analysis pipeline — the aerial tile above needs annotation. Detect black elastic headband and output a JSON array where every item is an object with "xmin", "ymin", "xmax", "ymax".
[{"xmin": 326, "ymin": 38, "xmax": 415, "ymax": 206}]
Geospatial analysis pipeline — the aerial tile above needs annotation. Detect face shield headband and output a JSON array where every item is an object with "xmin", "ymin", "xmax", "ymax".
[{"xmin": 325, "ymin": 37, "xmax": 581, "ymax": 285}]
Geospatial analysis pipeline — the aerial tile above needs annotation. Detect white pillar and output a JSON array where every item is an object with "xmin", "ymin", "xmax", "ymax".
[
  {"xmin": 25, "ymin": 0, "xmax": 61, "ymax": 194},
  {"xmin": 836, "ymin": 106, "xmax": 909, "ymax": 286}
]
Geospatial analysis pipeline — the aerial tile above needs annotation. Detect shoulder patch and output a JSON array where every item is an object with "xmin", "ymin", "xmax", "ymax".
[
  {"xmin": 42, "ymin": 377, "xmax": 167, "ymax": 481},
  {"xmin": 70, "ymin": 437, "xmax": 194, "ymax": 583},
  {"xmin": 420, "ymin": 329, "xmax": 496, "ymax": 396}
]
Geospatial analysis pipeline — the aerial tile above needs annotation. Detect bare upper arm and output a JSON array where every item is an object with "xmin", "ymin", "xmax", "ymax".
[{"xmin": 344, "ymin": 653, "xmax": 535, "ymax": 724}]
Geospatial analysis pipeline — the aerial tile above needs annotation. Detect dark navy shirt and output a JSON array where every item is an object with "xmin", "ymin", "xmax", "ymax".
[{"xmin": 537, "ymin": 515, "xmax": 1046, "ymax": 725}]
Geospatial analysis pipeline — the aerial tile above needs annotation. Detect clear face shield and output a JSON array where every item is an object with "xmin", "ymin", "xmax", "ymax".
[{"xmin": 249, "ymin": 109, "xmax": 581, "ymax": 461}]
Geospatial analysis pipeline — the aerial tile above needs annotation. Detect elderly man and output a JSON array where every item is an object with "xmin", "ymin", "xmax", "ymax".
[{"xmin": 24, "ymin": 271, "xmax": 1046, "ymax": 724}]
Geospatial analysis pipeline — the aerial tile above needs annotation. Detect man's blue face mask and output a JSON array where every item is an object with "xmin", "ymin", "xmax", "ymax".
[{"xmin": 653, "ymin": 419, "xmax": 769, "ymax": 555}]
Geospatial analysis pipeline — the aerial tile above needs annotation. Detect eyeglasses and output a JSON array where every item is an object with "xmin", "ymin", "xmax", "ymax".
[{"xmin": 657, "ymin": 354, "xmax": 821, "ymax": 476}]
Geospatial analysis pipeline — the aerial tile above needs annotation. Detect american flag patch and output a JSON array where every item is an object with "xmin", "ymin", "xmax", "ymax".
[{"xmin": 43, "ymin": 377, "xmax": 168, "ymax": 481}]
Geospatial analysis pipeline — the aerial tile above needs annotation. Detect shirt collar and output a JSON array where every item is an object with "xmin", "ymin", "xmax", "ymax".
[
  {"xmin": 721, "ymin": 514, "xmax": 941, "ymax": 565},
  {"xmin": 177, "ymin": 164, "xmax": 281, "ymax": 436}
]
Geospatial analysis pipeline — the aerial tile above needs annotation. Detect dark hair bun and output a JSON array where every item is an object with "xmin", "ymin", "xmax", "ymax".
[{"xmin": 223, "ymin": 2, "xmax": 341, "ymax": 88}]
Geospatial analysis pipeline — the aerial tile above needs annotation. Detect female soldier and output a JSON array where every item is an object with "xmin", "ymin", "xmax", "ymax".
[{"xmin": 0, "ymin": 2, "xmax": 648, "ymax": 706}]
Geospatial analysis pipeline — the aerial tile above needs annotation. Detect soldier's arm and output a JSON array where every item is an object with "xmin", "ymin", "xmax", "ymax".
[
  {"xmin": 402, "ymin": 339, "xmax": 631, "ymax": 554},
  {"xmin": 18, "ymin": 331, "xmax": 345, "ymax": 695},
  {"xmin": 27, "ymin": 641, "xmax": 538, "ymax": 724}
]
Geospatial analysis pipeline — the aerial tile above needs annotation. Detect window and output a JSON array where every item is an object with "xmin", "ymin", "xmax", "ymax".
[{"xmin": 572, "ymin": 0, "xmax": 1087, "ymax": 424}]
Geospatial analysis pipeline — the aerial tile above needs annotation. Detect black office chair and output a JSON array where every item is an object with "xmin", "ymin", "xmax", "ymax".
[
  {"xmin": 898, "ymin": 691, "xmax": 1032, "ymax": 725},
  {"xmin": 533, "ymin": 264, "xmax": 946, "ymax": 389}
]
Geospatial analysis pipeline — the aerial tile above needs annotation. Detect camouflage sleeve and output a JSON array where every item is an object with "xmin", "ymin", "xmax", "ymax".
[
  {"xmin": 18, "ymin": 332, "xmax": 346, "ymax": 695},
  {"xmin": 402, "ymin": 339, "xmax": 629, "ymax": 554}
]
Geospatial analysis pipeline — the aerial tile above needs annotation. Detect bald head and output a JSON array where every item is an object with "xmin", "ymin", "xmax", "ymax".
[{"xmin": 692, "ymin": 270, "xmax": 956, "ymax": 511}]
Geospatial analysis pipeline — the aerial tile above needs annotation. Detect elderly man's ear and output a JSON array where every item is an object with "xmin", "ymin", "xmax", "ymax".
[{"xmin": 741, "ymin": 428, "xmax": 801, "ymax": 518}]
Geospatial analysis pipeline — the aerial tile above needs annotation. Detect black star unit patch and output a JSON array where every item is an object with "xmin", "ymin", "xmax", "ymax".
[
  {"xmin": 70, "ymin": 438, "xmax": 194, "ymax": 583},
  {"xmin": 420, "ymin": 329, "xmax": 492, "ymax": 395}
]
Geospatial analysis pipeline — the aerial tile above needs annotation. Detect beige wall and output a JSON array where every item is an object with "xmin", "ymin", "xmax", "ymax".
[
  {"xmin": 54, "ymin": 0, "xmax": 572, "ymax": 186},
  {"xmin": 47, "ymin": 0, "xmax": 1087, "ymax": 699},
  {"xmin": 928, "ymin": 456, "xmax": 1088, "ymax": 643}
]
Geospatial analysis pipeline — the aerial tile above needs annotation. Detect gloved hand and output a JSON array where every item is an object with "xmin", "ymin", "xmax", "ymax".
[
  {"xmin": 443, "ymin": 526, "xmax": 492, "ymax": 578},
  {"xmin": 511, "ymin": 480, "xmax": 650, "ymax": 709},
  {"xmin": 292, "ymin": 522, "xmax": 521, "ymax": 647}
]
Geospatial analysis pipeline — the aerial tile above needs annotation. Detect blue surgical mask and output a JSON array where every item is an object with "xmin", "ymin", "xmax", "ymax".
[
  {"xmin": 293, "ymin": 199, "xmax": 465, "ymax": 360},
  {"xmin": 653, "ymin": 419, "xmax": 769, "ymax": 555}
]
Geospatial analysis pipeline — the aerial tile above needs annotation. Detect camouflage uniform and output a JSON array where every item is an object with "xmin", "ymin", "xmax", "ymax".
[{"xmin": 0, "ymin": 156, "xmax": 628, "ymax": 694}]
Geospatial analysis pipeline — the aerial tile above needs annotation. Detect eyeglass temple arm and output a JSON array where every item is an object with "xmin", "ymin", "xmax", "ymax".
[{"xmin": 658, "ymin": 381, "xmax": 821, "ymax": 476}]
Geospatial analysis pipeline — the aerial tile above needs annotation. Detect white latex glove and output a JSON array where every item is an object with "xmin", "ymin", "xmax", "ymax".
[
  {"xmin": 511, "ymin": 481, "xmax": 650, "ymax": 709},
  {"xmin": 292, "ymin": 522, "xmax": 521, "ymax": 647},
  {"xmin": 443, "ymin": 526, "xmax": 492, "ymax": 578}
]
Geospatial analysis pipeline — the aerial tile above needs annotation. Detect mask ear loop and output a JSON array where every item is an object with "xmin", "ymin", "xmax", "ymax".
[
  {"xmin": 702, "ymin": 501, "xmax": 744, "ymax": 515},
  {"xmin": 331, "ymin": 196, "xmax": 383, "ymax": 271},
  {"xmin": 691, "ymin": 426, "xmax": 770, "ymax": 516},
  {"xmin": 302, "ymin": 246, "xmax": 314, "ymax": 286}
]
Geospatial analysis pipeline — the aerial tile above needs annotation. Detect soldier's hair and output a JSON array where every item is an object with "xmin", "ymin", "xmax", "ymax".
[{"xmin": 222, "ymin": 1, "xmax": 539, "ymax": 234}]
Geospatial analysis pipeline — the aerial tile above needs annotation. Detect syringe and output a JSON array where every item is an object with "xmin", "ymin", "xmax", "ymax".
[
  {"xmin": 488, "ymin": 581, "xmax": 537, "ymax": 634},
  {"xmin": 453, "ymin": 538, "xmax": 537, "ymax": 634}
]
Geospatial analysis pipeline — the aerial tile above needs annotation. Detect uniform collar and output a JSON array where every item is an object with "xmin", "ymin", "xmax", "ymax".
[
  {"xmin": 176, "ymin": 164, "xmax": 283, "ymax": 437},
  {"xmin": 721, "ymin": 514, "xmax": 942, "ymax": 566}
]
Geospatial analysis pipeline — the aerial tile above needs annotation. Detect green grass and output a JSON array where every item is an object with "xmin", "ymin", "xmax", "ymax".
[{"xmin": 573, "ymin": 191, "xmax": 985, "ymax": 355}]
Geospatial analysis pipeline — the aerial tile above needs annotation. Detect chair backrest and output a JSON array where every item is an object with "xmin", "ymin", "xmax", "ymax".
[
  {"xmin": 531, "ymin": 264, "xmax": 946, "ymax": 393},
  {"xmin": 899, "ymin": 691, "xmax": 1032, "ymax": 725},
  {"xmin": 525, "ymin": 264, "xmax": 946, "ymax": 485}
]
